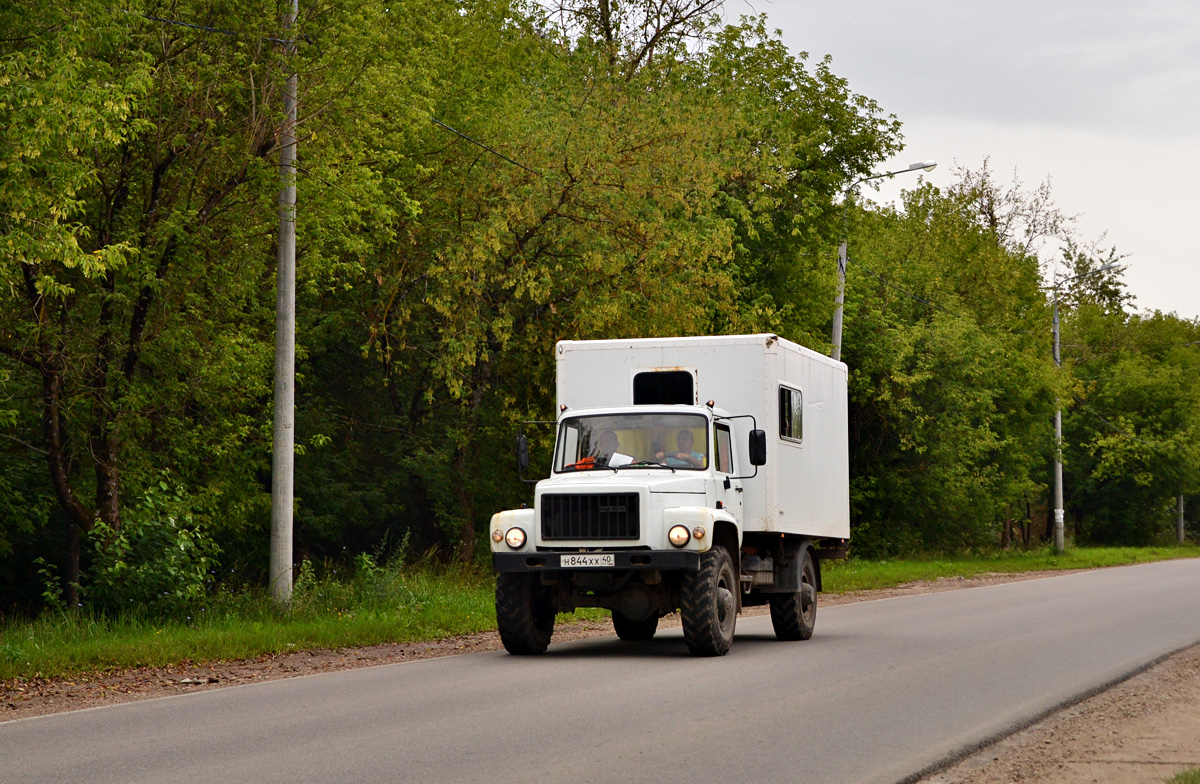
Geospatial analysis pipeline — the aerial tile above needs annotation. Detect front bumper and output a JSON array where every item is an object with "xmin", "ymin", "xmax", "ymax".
[{"xmin": 493, "ymin": 550, "xmax": 700, "ymax": 573}]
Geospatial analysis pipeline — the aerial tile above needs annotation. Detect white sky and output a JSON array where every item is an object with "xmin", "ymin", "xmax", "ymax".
[{"xmin": 745, "ymin": 0, "xmax": 1200, "ymax": 319}]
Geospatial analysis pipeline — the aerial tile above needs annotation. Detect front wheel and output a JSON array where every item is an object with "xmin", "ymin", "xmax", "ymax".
[
  {"xmin": 680, "ymin": 545, "xmax": 737, "ymax": 656},
  {"xmin": 496, "ymin": 573, "xmax": 555, "ymax": 654},
  {"xmin": 769, "ymin": 548, "xmax": 817, "ymax": 641}
]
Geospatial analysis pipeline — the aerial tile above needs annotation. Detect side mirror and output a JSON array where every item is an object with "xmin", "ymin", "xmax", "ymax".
[
  {"xmin": 749, "ymin": 429, "xmax": 767, "ymax": 466},
  {"xmin": 516, "ymin": 434, "xmax": 530, "ymax": 475}
]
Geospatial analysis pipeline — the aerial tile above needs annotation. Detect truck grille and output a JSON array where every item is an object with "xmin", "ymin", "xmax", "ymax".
[{"xmin": 541, "ymin": 493, "xmax": 640, "ymax": 541}]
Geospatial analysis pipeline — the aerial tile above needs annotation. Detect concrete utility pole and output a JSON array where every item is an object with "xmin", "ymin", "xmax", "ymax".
[
  {"xmin": 1051, "ymin": 298, "xmax": 1065, "ymax": 553},
  {"xmin": 1180, "ymin": 494, "xmax": 1187, "ymax": 545},
  {"xmin": 271, "ymin": 0, "xmax": 299, "ymax": 605},
  {"xmin": 831, "ymin": 161, "xmax": 936, "ymax": 362}
]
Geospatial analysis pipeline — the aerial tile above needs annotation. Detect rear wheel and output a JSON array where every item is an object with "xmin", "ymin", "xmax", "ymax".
[
  {"xmin": 769, "ymin": 548, "xmax": 817, "ymax": 641},
  {"xmin": 680, "ymin": 545, "xmax": 737, "ymax": 656},
  {"xmin": 612, "ymin": 611, "xmax": 658, "ymax": 641},
  {"xmin": 496, "ymin": 573, "xmax": 555, "ymax": 654}
]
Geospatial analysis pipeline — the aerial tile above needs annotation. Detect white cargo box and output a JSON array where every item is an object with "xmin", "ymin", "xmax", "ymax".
[{"xmin": 555, "ymin": 334, "xmax": 849, "ymax": 540}]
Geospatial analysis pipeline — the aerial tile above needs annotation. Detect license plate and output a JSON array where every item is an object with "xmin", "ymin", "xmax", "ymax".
[{"xmin": 560, "ymin": 553, "xmax": 615, "ymax": 568}]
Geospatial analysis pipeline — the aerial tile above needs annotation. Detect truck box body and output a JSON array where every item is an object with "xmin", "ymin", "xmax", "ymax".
[{"xmin": 555, "ymin": 333, "xmax": 849, "ymax": 540}]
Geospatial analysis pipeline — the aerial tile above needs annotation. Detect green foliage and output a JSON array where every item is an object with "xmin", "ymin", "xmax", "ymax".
[
  {"xmin": 32, "ymin": 558, "xmax": 67, "ymax": 612},
  {"xmin": 1165, "ymin": 768, "xmax": 1200, "ymax": 784},
  {"xmin": 3, "ymin": 0, "xmax": 1198, "ymax": 614},
  {"xmin": 1063, "ymin": 303, "xmax": 1200, "ymax": 545},
  {"xmin": 842, "ymin": 167, "xmax": 1057, "ymax": 555},
  {"xmin": 84, "ymin": 482, "xmax": 219, "ymax": 616}
]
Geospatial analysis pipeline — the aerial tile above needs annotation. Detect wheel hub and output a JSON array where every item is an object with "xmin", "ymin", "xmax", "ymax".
[
  {"xmin": 717, "ymin": 586, "xmax": 734, "ymax": 625},
  {"xmin": 801, "ymin": 583, "xmax": 816, "ymax": 611}
]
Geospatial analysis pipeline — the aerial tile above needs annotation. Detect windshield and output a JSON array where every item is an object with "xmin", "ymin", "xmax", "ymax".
[{"xmin": 554, "ymin": 412, "xmax": 709, "ymax": 472}]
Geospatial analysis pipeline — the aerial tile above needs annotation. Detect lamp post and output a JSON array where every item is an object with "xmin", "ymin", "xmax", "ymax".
[
  {"xmin": 1049, "ymin": 262, "xmax": 1119, "ymax": 553},
  {"xmin": 831, "ymin": 161, "xmax": 937, "ymax": 361}
]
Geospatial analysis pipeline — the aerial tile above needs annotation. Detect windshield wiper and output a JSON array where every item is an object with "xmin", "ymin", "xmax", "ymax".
[{"xmin": 618, "ymin": 462, "xmax": 676, "ymax": 472}]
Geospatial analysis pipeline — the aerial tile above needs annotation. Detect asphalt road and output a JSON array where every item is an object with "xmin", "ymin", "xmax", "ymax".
[{"xmin": 4, "ymin": 559, "xmax": 1200, "ymax": 784}]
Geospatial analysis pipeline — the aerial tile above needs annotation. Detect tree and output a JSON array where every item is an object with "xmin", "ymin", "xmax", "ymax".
[
  {"xmin": 0, "ymin": 0, "xmax": 444, "ymax": 604},
  {"xmin": 1063, "ymin": 302, "xmax": 1200, "ymax": 545},
  {"xmin": 840, "ymin": 169, "xmax": 1057, "ymax": 554}
]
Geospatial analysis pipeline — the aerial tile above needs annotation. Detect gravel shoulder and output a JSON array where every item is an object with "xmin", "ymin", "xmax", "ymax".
[
  {"xmin": 918, "ymin": 641, "xmax": 1200, "ymax": 784},
  {"xmin": 5, "ymin": 568, "xmax": 1200, "ymax": 783}
]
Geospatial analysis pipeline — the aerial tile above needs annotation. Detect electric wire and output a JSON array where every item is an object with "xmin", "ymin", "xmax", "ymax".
[
  {"xmin": 429, "ymin": 118, "xmax": 542, "ymax": 177},
  {"xmin": 113, "ymin": 8, "xmax": 298, "ymax": 44}
]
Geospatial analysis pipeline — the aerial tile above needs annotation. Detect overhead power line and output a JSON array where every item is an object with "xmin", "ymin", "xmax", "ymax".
[
  {"xmin": 430, "ymin": 118, "xmax": 542, "ymax": 176},
  {"xmin": 114, "ymin": 8, "xmax": 300, "ymax": 44}
]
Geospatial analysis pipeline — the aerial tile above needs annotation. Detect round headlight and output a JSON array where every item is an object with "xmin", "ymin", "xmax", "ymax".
[
  {"xmin": 692, "ymin": 526, "xmax": 706, "ymax": 541},
  {"xmin": 491, "ymin": 528, "xmax": 504, "ymax": 543},
  {"xmin": 504, "ymin": 527, "xmax": 527, "ymax": 549},
  {"xmin": 668, "ymin": 525, "xmax": 691, "ymax": 547}
]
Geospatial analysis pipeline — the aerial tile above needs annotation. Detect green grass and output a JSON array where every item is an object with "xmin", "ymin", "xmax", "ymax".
[
  {"xmin": 822, "ymin": 545, "xmax": 1200, "ymax": 594},
  {"xmin": 2, "ymin": 546, "xmax": 1196, "ymax": 682},
  {"xmin": 1165, "ymin": 768, "xmax": 1200, "ymax": 784},
  {"xmin": 0, "ymin": 561, "xmax": 497, "ymax": 681}
]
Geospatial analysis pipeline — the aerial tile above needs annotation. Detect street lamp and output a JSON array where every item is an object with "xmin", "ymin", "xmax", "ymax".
[
  {"xmin": 831, "ymin": 161, "xmax": 937, "ymax": 361},
  {"xmin": 1049, "ymin": 262, "xmax": 1119, "ymax": 553}
]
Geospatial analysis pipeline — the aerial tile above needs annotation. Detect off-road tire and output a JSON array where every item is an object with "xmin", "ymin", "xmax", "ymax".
[
  {"xmin": 769, "ymin": 548, "xmax": 817, "ymax": 641},
  {"xmin": 612, "ymin": 611, "xmax": 658, "ymax": 641},
  {"xmin": 495, "ymin": 573, "xmax": 555, "ymax": 655},
  {"xmin": 680, "ymin": 545, "xmax": 737, "ymax": 656}
]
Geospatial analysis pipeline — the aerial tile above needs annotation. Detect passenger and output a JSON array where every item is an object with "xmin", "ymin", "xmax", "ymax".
[{"xmin": 595, "ymin": 430, "xmax": 634, "ymax": 467}]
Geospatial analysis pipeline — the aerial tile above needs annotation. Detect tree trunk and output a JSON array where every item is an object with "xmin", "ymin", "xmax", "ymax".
[{"xmin": 453, "ymin": 445, "xmax": 475, "ymax": 562}]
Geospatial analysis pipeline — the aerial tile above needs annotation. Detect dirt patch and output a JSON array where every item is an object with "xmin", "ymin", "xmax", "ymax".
[{"xmin": 8, "ymin": 564, "xmax": 1199, "ymax": 784}]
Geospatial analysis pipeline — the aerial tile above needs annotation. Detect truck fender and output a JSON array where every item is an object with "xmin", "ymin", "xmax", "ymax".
[
  {"xmin": 661, "ymin": 507, "xmax": 740, "ymax": 553},
  {"xmin": 769, "ymin": 537, "xmax": 819, "ymax": 592},
  {"xmin": 489, "ymin": 508, "xmax": 536, "ymax": 553}
]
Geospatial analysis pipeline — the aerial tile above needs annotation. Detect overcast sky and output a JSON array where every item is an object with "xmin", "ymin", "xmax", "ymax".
[{"xmin": 744, "ymin": 0, "xmax": 1199, "ymax": 319}]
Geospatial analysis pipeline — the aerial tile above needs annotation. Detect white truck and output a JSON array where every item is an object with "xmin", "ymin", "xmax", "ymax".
[{"xmin": 490, "ymin": 334, "xmax": 849, "ymax": 656}]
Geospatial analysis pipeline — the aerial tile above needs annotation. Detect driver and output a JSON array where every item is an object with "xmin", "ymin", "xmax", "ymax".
[{"xmin": 657, "ymin": 429, "xmax": 705, "ymax": 468}]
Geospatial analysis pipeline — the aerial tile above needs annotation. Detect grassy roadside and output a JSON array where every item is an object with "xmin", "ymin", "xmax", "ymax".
[
  {"xmin": 821, "ymin": 545, "xmax": 1200, "ymax": 593},
  {"xmin": 3, "ymin": 546, "xmax": 1197, "ymax": 681}
]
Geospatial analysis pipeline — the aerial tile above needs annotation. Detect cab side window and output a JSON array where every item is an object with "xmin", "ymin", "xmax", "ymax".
[{"xmin": 715, "ymin": 424, "xmax": 734, "ymax": 473}]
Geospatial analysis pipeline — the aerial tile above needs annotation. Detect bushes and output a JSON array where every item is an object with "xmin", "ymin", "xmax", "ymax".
[{"xmin": 84, "ymin": 483, "xmax": 218, "ymax": 617}]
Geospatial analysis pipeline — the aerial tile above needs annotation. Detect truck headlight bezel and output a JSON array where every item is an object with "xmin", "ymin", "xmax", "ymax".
[
  {"xmin": 504, "ymin": 527, "xmax": 527, "ymax": 549},
  {"xmin": 668, "ymin": 524, "xmax": 691, "ymax": 547}
]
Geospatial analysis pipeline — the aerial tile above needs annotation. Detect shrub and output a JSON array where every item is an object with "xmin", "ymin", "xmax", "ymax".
[{"xmin": 84, "ymin": 482, "xmax": 219, "ymax": 617}]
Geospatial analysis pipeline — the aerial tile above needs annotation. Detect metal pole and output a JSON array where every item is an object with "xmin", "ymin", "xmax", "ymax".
[
  {"xmin": 271, "ymin": 0, "xmax": 298, "ymax": 605},
  {"xmin": 1052, "ymin": 293, "xmax": 1064, "ymax": 553},
  {"xmin": 829, "ymin": 162, "xmax": 935, "ymax": 362},
  {"xmin": 831, "ymin": 241, "xmax": 847, "ymax": 361},
  {"xmin": 1045, "ymin": 263, "xmax": 1118, "ymax": 555}
]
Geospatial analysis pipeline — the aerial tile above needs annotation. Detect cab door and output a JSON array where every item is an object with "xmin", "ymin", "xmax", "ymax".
[{"xmin": 713, "ymin": 422, "xmax": 742, "ymax": 520}]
